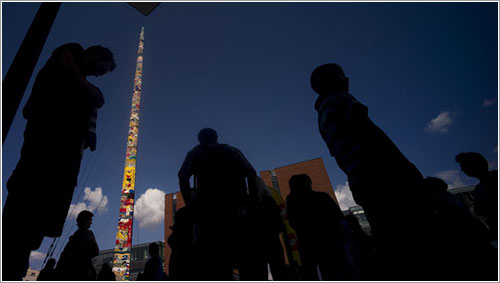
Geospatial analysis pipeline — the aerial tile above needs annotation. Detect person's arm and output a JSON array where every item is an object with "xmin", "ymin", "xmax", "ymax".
[
  {"xmin": 178, "ymin": 149, "xmax": 196, "ymax": 206},
  {"xmin": 234, "ymin": 147, "xmax": 259, "ymax": 200}
]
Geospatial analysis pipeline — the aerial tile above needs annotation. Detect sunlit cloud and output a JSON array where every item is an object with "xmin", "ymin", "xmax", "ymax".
[
  {"xmin": 334, "ymin": 182, "xmax": 358, "ymax": 211},
  {"xmin": 435, "ymin": 169, "xmax": 474, "ymax": 189},
  {"xmin": 29, "ymin": 251, "xmax": 46, "ymax": 267},
  {"xmin": 135, "ymin": 188, "xmax": 166, "ymax": 229},
  {"xmin": 67, "ymin": 187, "xmax": 109, "ymax": 219},
  {"xmin": 482, "ymin": 98, "xmax": 497, "ymax": 107},
  {"xmin": 425, "ymin": 111, "xmax": 453, "ymax": 134},
  {"xmin": 29, "ymin": 251, "xmax": 46, "ymax": 261},
  {"xmin": 84, "ymin": 187, "xmax": 108, "ymax": 214}
]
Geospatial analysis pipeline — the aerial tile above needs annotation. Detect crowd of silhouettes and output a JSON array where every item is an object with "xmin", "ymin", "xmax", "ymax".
[{"xmin": 4, "ymin": 56, "xmax": 498, "ymax": 281}]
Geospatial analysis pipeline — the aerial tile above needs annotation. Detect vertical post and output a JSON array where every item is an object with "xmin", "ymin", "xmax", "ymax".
[
  {"xmin": 112, "ymin": 27, "xmax": 144, "ymax": 281},
  {"xmin": 2, "ymin": 2, "xmax": 61, "ymax": 144}
]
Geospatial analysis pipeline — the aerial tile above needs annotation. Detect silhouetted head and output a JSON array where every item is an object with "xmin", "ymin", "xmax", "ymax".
[
  {"xmin": 423, "ymin": 177, "xmax": 448, "ymax": 196},
  {"xmin": 76, "ymin": 210, "xmax": 94, "ymax": 229},
  {"xmin": 83, "ymin": 45, "xmax": 116, "ymax": 77},
  {"xmin": 310, "ymin": 63, "xmax": 349, "ymax": 96},
  {"xmin": 45, "ymin": 258, "xmax": 56, "ymax": 269},
  {"xmin": 289, "ymin": 174, "xmax": 312, "ymax": 194},
  {"xmin": 197, "ymin": 128, "xmax": 218, "ymax": 146},
  {"xmin": 149, "ymin": 242, "xmax": 160, "ymax": 256},
  {"xmin": 455, "ymin": 152, "xmax": 489, "ymax": 179}
]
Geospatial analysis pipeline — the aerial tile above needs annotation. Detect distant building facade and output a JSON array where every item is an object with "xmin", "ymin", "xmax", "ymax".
[
  {"xmin": 260, "ymin": 157, "xmax": 338, "ymax": 203},
  {"xmin": 92, "ymin": 241, "xmax": 165, "ymax": 281},
  {"xmin": 343, "ymin": 205, "xmax": 372, "ymax": 234},
  {"xmin": 448, "ymin": 185, "xmax": 476, "ymax": 213}
]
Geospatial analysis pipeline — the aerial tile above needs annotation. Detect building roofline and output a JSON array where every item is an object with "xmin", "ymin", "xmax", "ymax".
[{"xmin": 261, "ymin": 157, "xmax": 323, "ymax": 172}]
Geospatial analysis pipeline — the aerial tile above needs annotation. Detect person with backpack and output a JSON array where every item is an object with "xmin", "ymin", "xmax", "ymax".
[{"xmin": 178, "ymin": 128, "xmax": 257, "ymax": 280}]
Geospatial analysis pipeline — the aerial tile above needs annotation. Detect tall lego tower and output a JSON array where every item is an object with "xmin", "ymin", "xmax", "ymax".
[{"xmin": 112, "ymin": 27, "xmax": 144, "ymax": 281}]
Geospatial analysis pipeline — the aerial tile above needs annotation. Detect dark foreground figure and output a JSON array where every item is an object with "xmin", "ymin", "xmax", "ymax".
[
  {"xmin": 311, "ymin": 63, "xmax": 426, "ymax": 279},
  {"xmin": 456, "ymin": 152, "xmax": 498, "ymax": 242},
  {"xmin": 36, "ymin": 258, "xmax": 56, "ymax": 281},
  {"xmin": 54, "ymin": 210, "xmax": 99, "ymax": 280},
  {"xmin": 421, "ymin": 177, "xmax": 497, "ymax": 280},
  {"xmin": 2, "ymin": 43, "xmax": 115, "ymax": 280},
  {"xmin": 310, "ymin": 63, "xmax": 497, "ymax": 280},
  {"xmin": 97, "ymin": 263, "xmax": 116, "ymax": 281},
  {"xmin": 137, "ymin": 242, "xmax": 168, "ymax": 280},
  {"xmin": 178, "ymin": 128, "xmax": 258, "ymax": 280},
  {"xmin": 287, "ymin": 174, "xmax": 360, "ymax": 280}
]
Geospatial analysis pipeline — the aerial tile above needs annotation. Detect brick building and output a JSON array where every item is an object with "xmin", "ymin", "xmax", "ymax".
[{"xmin": 260, "ymin": 157, "xmax": 338, "ymax": 203}]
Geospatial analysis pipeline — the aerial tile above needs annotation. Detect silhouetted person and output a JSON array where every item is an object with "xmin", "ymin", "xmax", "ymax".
[
  {"xmin": 178, "ymin": 128, "xmax": 258, "ymax": 280},
  {"xmin": 286, "ymin": 174, "xmax": 359, "ymax": 281},
  {"xmin": 311, "ymin": 63, "xmax": 427, "ymax": 279},
  {"xmin": 2, "ymin": 43, "xmax": 116, "ymax": 280},
  {"xmin": 241, "ymin": 177, "xmax": 289, "ymax": 281},
  {"xmin": 344, "ymin": 214, "xmax": 376, "ymax": 280},
  {"xmin": 456, "ymin": 152, "xmax": 498, "ymax": 242},
  {"xmin": 138, "ymin": 242, "xmax": 167, "ymax": 281},
  {"xmin": 167, "ymin": 206, "xmax": 196, "ymax": 281},
  {"xmin": 54, "ymin": 210, "xmax": 99, "ymax": 280},
  {"xmin": 421, "ymin": 177, "xmax": 497, "ymax": 280},
  {"xmin": 97, "ymin": 263, "xmax": 116, "ymax": 281},
  {"xmin": 36, "ymin": 258, "xmax": 56, "ymax": 281}
]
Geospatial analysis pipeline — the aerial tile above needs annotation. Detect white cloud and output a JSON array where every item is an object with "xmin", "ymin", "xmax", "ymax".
[
  {"xmin": 30, "ymin": 251, "xmax": 46, "ymax": 261},
  {"xmin": 435, "ymin": 169, "xmax": 470, "ymax": 189},
  {"xmin": 482, "ymin": 98, "xmax": 497, "ymax": 107},
  {"xmin": 67, "ymin": 187, "xmax": 109, "ymax": 219},
  {"xmin": 29, "ymin": 251, "xmax": 46, "ymax": 266},
  {"xmin": 83, "ymin": 187, "xmax": 108, "ymax": 214},
  {"xmin": 67, "ymin": 202, "xmax": 88, "ymax": 220},
  {"xmin": 134, "ymin": 188, "xmax": 166, "ymax": 229},
  {"xmin": 334, "ymin": 182, "xmax": 358, "ymax": 211},
  {"xmin": 425, "ymin": 111, "xmax": 453, "ymax": 134}
]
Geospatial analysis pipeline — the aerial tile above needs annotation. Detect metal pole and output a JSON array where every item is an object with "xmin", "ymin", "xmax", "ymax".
[{"xmin": 2, "ymin": 2, "xmax": 61, "ymax": 144}]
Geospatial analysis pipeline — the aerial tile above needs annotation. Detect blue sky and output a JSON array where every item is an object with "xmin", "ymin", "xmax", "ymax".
[{"xmin": 2, "ymin": 2, "xmax": 498, "ymax": 270}]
